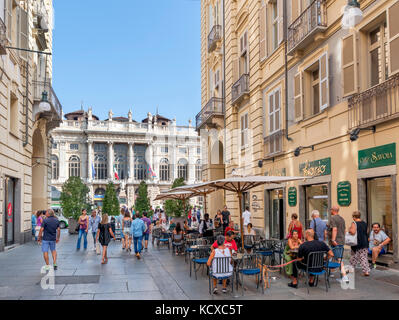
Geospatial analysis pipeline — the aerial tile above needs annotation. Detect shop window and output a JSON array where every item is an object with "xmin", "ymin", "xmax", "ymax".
[
  {"xmin": 305, "ymin": 184, "xmax": 329, "ymax": 228},
  {"xmin": 367, "ymin": 177, "xmax": 393, "ymax": 253}
]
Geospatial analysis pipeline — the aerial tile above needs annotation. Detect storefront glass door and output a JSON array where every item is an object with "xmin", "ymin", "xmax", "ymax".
[
  {"xmin": 305, "ymin": 184, "xmax": 329, "ymax": 228},
  {"xmin": 269, "ymin": 189, "xmax": 284, "ymax": 239},
  {"xmin": 367, "ymin": 177, "xmax": 393, "ymax": 253},
  {"xmin": 4, "ymin": 177, "xmax": 15, "ymax": 246}
]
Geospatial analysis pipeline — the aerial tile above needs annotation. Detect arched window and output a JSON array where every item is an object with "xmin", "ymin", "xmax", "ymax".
[
  {"xmin": 114, "ymin": 144, "xmax": 127, "ymax": 180},
  {"xmin": 51, "ymin": 155, "xmax": 59, "ymax": 180},
  {"xmin": 94, "ymin": 143, "xmax": 108, "ymax": 180},
  {"xmin": 177, "ymin": 158, "xmax": 188, "ymax": 181},
  {"xmin": 69, "ymin": 155, "xmax": 81, "ymax": 178},
  {"xmin": 159, "ymin": 158, "xmax": 170, "ymax": 182},
  {"xmin": 195, "ymin": 159, "xmax": 202, "ymax": 181}
]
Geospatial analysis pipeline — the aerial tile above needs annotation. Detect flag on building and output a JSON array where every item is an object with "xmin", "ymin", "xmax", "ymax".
[
  {"xmin": 113, "ymin": 165, "xmax": 120, "ymax": 180},
  {"xmin": 148, "ymin": 165, "xmax": 156, "ymax": 178},
  {"xmin": 92, "ymin": 163, "xmax": 96, "ymax": 179}
]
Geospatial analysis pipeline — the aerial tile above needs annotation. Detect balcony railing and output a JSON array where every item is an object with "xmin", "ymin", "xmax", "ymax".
[
  {"xmin": 287, "ymin": 0, "xmax": 327, "ymax": 54},
  {"xmin": 232, "ymin": 74, "xmax": 249, "ymax": 105},
  {"xmin": 208, "ymin": 25, "xmax": 222, "ymax": 52},
  {"xmin": 348, "ymin": 74, "xmax": 399, "ymax": 129},
  {"xmin": 196, "ymin": 97, "xmax": 224, "ymax": 130},
  {"xmin": 0, "ymin": 18, "xmax": 6, "ymax": 55},
  {"xmin": 33, "ymin": 80, "xmax": 63, "ymax": 120},
  {"xmin": 264, "ymin": 129, "xmax": 285, "ymax": 157}
]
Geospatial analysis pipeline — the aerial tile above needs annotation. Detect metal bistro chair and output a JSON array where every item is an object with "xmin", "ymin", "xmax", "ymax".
[
  {"xmin": 190, "ymin": 246, "xmax": 211, "ymax": 280},
  {"xmin": 243, "ymin": 235, "xmax": 260, "ymax": 252},
  {"xmin": 158, "ymin": 231, "xmax": 171, "ymax": 250},
  {"xmin": 303, "ymin": 251, "xmax": 329, "ymax": 294},
  {"xmin": 273, "ymin": 239, "xmax": 288, "ymax": 271},
  {"xmin": 255, "ymin": 239, "xmax": 276, "ymax": 266},
  {"xmin": 208, "ymin": 256, "xmax": 234, "ymax": 295},
  {"xmin": 327, "ymin": 245, "xmax": 344, "ymax": 285},
  {"xmin": 237, "ymin": 253, "xmax": 264, "ymax": 295}
]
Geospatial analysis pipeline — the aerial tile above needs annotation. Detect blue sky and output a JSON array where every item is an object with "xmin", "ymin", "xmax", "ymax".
[{"xmin": 52, "ymin": 0, "xmax": 201, "ymax": 125}]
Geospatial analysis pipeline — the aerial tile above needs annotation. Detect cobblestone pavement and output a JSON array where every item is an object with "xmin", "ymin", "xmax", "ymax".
[{"xmin": 0, "ymin": 230, "xmax": 398, "ymax": 300}]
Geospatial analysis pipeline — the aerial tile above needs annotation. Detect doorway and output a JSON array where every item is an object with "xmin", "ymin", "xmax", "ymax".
[
  {"xmin": 305, "ymin": 184, "xmax": 329, "ymax": 228},
  {"xmin": 269, "ymin": 189, "xmax": 284, "ymax": 239},
  {"xmin": 4, "ymin": 177, "xmax": 16, "ymax": 247}
]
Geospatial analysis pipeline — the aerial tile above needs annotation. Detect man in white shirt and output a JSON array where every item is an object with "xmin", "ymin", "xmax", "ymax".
[{"xmin": 242, "ymin": 206, "xmax": 251, "ymax": 228}]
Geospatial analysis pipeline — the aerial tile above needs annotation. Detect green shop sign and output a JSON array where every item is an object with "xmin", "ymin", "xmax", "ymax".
[
  {"xmin": 299, "ymin": 158, "xmax": 331, "ymax": 177},
  {"xmin": 337, "ymin": 181, "xmax": 351, "ymax": 207},
  {"xmin": 358, "ymin": 143, "xmax": 396, "ymax": 170},
  {"xmin": 288, "ymin": 187, "xmax": 297, "ymax": 207}
]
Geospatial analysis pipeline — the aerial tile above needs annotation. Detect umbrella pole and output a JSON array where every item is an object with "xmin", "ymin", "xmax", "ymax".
[
  {"xmin": 238, "ymin": 191, "xmax": 244, "ymax": 252},
  {"xmin": 203, "ymin": 192, "xmax": 207, "ymax": 214}
]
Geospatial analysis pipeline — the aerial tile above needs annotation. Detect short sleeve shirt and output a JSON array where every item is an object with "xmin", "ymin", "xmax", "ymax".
[
  {"xmin": 221, "ymin": 210, "xmax": 230, "ymax": 225},
  {"xmin": 142, "ymin": 217, "xmax": 152, "ymax": 234},
  {"xmin": 243, "ymin": 210, "xmax": 251, "ymax": 226},
  {"xmin": 212, "ymin": 239, "xmax": 237, "ymax": 252},
  {"xmin": 42, "ymin": 216, "xmax": 60, "ymax": 241},
  {"xmin": 369, "ymin": 230, "xmax": 389, "ymax": 251},
  {"xmin": 298, "ymin": 240, "xmax": 330, "ymax": 265},
  {"xmin": 329, "ymin": 214, "xmax": 346, "ymax": 246}
]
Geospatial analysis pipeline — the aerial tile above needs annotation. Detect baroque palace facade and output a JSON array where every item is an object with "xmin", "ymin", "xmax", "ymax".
[
  {"xmin": 0, "ymin": 0, "xmax": 61, "ymax": 251},
  {"xmin": 50, "ymin": 109, "xmax": 202, "ymax": 209},
  {"xmin": 199, "ymin": 0, "xmax": 399, "ymax": 264}
]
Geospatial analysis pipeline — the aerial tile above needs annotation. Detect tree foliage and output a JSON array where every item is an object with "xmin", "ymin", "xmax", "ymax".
[
  {"xmin": 135, "ymin": 181, "xmax": 150, "ymax": 216},
  {"xmin": 60, "ymin": 177, "xmax": 90, "ymax": 220},
  {"xmin": 102, "ymin": 182, "xmax": 120, "ymax": 216},
  {"xmin": 164, "ymin": 178, "xmax": 187, "ymax": 217}
]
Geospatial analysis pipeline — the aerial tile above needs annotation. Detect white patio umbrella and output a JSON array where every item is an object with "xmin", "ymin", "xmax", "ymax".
[
  {"xmin": 173, "ymin": 182, "xmax": 218, "ymax": 214},
  {"xmin": 206, "ymin": 175, "xmax": 308, "ymax": 250}
]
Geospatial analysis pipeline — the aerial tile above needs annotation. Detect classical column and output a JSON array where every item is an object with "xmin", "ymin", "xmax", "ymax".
[
  {"xmin": 87, "ymin": 141, "xmax": 93, "ymax": 182},
  {"xmin": 188, "ymin": 146, "xmax": 195, "ymax": 183},
  {"xmin": 171, "ymin": 144, "xmax": 177, "ymax": 180},
  {"xmin": 59, "ymin": 142, "xmax": 67, "ymax": 181},
  {"xmin": 108, "ymin": 141, "xmax": 114, "ymax": 180},
  {"xmin": 128, "ymin": 142, "xmax": 134, "ymax": 181}
]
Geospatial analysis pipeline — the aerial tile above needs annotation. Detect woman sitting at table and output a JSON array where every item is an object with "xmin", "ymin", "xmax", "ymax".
[
  {"xmin": 214, "ymin": 210, "xmax": 223, "ymax": 233},
  {"xmin": 207, "ymin": 235, "xmax": 233, "ymax": 294},
  {"xmin": 172, "ymin": 222, "xmax": 184, "ymax": 255},
  {"xmin": 283, "ymin": 229, "xmax": 302, "ymax": 278},
  {"xmin": 183, "ymin": 219, "xmax": 190, "ymax": 234},
  {"xmin": 243, "ymin": 223, "xmax": 257, "ymax": 253}
]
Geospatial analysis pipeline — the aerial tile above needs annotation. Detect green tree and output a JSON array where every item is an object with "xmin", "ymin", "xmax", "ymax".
[
  {"xmin": 60, "ymin": 177, "xmax": 90, "ymax": 220},
  {"xmin": 135, "ymin": 181, "xmax": 150, "ymax": 216},
  {"xmin": 102, "ymin": 182, "xmax": 120, "ymax": 216},
  {"xmin": 164, "ymin": 178, "xmax": 187, "ymax": 217}
]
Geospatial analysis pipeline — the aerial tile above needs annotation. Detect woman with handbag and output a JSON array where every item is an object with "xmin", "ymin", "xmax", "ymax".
[
  {"xmin": 96, "ymin": 214, "xmax": 116, "ymax": 264},
  {"xmin": 348, "ymin": 211, "xmax": 370, "ymax": 276}
]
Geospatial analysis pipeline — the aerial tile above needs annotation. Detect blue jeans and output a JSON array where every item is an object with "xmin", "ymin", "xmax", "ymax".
[
  {"xmin": 133, "ymin": 236, "xmax": 143, "ymax": 254},
  {"xmin": 92, "ymin": 232, "xmax": 97, "ymax": 245},
  {"xmin": 77, "ymin": 229, "xmax": 88, "ymax": 249}
]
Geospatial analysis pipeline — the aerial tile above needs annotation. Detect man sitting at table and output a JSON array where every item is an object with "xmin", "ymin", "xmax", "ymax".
[
  {"xmin": 212, "ymin": 231, "xmax": 238, "ymax": 254},
  {"xmin": 288, "ymin": 229, "xmax": 334, "ymax": 289},
  {"xmin": 224, "ymin": 221, "xmax": 239, "ymax": 237}
]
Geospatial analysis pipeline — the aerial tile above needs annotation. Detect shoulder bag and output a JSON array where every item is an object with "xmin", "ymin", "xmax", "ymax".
[{"xmin": 345, "ymin": 222, "xmax": 357, "ymax": 246}]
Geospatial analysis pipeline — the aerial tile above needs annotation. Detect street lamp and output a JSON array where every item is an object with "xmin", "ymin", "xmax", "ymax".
[
  {"xmin": 342, "ymin": 0, "xmax": 363, "ymax": 29},
  {"xmin": 38, "ymin": 90, "xmax": 51, "ymax": 112},
  {"xmin": 294, "ymin": 145, "xmax": 314, "ymax": 157},
  {"xmin": 349, "ymin": 126, "xmax": 376, "ymax": 142}
]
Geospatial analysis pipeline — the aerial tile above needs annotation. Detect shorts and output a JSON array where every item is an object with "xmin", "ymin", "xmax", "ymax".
[
  {"xmin": 369, "ymin": 247, "xmax": 386, "ymax": 255},
  {"xmin": 123, "ymin": 228, "xmax": 131, "ymax": 236},
  {"xmin": 143, "ymin": 233, "xmax": 149, "ymax": 241},
  {"xmin": 42, "ymin": 240, "xmax": 56, "ymax": 253}
]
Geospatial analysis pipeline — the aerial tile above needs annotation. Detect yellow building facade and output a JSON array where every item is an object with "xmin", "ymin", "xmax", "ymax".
[
  {"xmin": 199, "ymin": 0, "xmax": 399, "ymax": 264},
  {"xmin": 0, "ymin": 0, "xmax": 62, "ymax": 251}
]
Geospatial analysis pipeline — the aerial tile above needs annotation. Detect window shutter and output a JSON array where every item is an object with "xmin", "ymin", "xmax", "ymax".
[
  {"xmin": 260, "ymin": 4, "xmax": 267, "ymax": 61},
  {"xmin": 278, "ymin": 0, "xmax": 284, "ymax": 45},
  {"xmin": 209, "ymin": 5, "xmax": 214, "ymax": 31},
  {"xmin": 19, "ymin": 7, "xmax": 28, "ymax": 61},
  {"xmin": 244, "ymin": 114, "xmax": 249, "ymax": 146},
  {"xmin": 388, "ymin": 1, "xmax": 399, "ymax": 75},
  {"xmin": 209, "ymin": 69, "xmax": 214, "ymax": 97},
  {"xmin": 269, "ymin": 92, "xmax": 274, "ymax": 134},
  {"xmin": 292, "ymin": 0, "xmax": 299, "ymax": 23},
  {"xmin": 275, "ymin": 89, "xmax": 280, "ymax": 131},
  {"xmin": 5, "ymin": 0, "xmax": 11, "ymax": 41},
  {"xmin": 241, "ymin": 116, "xmax": 244, "ymax": 147},
  {"xmin": 294, "ymin": 72, "xmax": 303, "ymax": 122},
  {"xmin": 342, "ymin": 33, "xmax": 357, "ymax": 97},
  {"xmin": 319, "ymin": 52, "xmax": 329, "ymax": 110}
]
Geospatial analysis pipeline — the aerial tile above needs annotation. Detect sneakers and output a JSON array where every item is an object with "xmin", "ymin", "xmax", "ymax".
[
  {"xmin": 288, "ymin": 282, "xmax": 298, "ymax": 289},
  {"xmin": 43, "ymin": 265, "xmax": 51, "ymax": 271},
  {"xmin": 222, "ymin": 288, "xmax": 227, "ymax": 293},
  {"xmin": 372, "ymin": 263, "xmax": 377, "ymax": 269},
  {"xmin": 53, "ymin": 264, "xmax": 58, "ymax": 270},
  {"xmin": 213, "ymin": 288, "xmax": 218, "ymax": 294}
]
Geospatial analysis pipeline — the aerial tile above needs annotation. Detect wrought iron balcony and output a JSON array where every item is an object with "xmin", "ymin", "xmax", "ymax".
[
  {"xmin": 264, "ymin": 129, "xmax": 285, "ymax": 158},
  {"xmin": 348, "ymin": 74, "xmax": 399, "ymax": 129},
  {"xmin": 231, "ymin": 74, "xmax": 249, "ymax": 105},
  {"xmin": 287, "ymin": 0, "xmax": 327, "ymax": 55},
  {"xmin": 208, "ymin": 25, "xmax": 222, "ymax": 52},
  {"xmin": 0, "ymin": 18, "xmax": 7, "ymax": 55},
  {"xmin": 33, "ymin": 80, "xmax": 63, "ymax": 120},
  {"xmin": 196, "ymin": 97, "xmax": 224, "ymax": 130}
]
